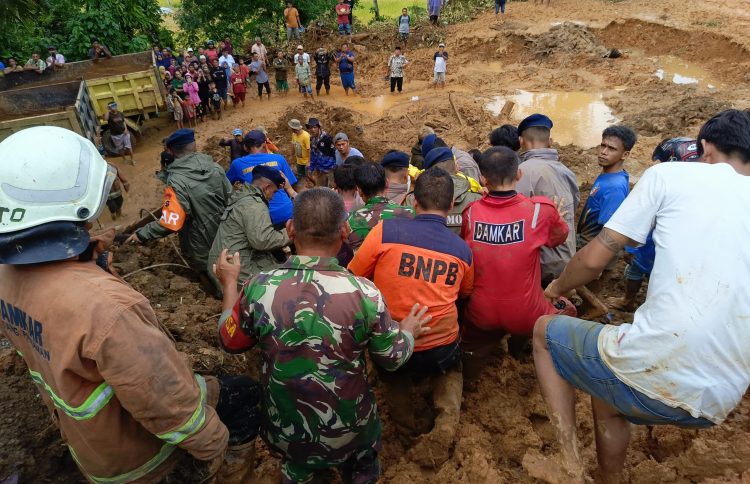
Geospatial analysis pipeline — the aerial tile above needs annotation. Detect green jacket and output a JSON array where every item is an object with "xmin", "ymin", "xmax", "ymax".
[
  {"xmin": 207, "ymin": 183, "xmax": 290, "ymax": 293},
  {"xmin": 404, "ymin": 174, "xmax": 481, "ymax": 234},
  {"xmin": 137, "ymin": 152, "xmax": 232, "ymax": 269}
]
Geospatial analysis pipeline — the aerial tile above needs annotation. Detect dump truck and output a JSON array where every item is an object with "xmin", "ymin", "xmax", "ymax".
[
  {"xmin": 0, "ymin": 80, "xmax": 99, "ymax": 143},
  {"xmin": 0, "ymin": 51, "xmax": 165, "ymax": 142}
]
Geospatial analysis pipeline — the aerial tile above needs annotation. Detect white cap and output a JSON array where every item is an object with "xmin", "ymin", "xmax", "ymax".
[{"xmin": 187, "ymin": 47, "xmax": 194, "ymax": 52}]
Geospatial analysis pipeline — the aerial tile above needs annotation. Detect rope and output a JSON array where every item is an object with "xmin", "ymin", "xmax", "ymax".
[
  {"xmin": 139, "ymin": 208, "xmax": 191, "ymax": 268},
  {"xmin": 121, "ymin": 263, "xmax": 192, "ymax": 279}
]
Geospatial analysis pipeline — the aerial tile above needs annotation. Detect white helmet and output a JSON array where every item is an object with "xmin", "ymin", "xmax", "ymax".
[{"xmin": 0, "ymin": 126, "xmax": 115, "ymax": 233}]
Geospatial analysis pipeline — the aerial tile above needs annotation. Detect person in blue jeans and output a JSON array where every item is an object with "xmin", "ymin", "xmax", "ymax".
[
  {"xmin": 613, "ymin": 137, "xmax": 700, "ymax": 311},
  {"xmin": 495, "ymin": 0, "xmax": 506, "ymax": 20},
  {"xmin": 335, "ymin": 43, "xmax": 357, "ymax": 95},
  {"xmin": 533, "ymin": 110, "xmax": 750, "ymax": 483}
]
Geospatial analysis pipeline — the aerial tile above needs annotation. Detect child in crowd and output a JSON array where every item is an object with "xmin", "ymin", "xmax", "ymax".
[
  {"xmin": 209, "ymin": 82, "xmax": 222, "ymax": 120},
  {"xmin": 181, "ymin": 93, "xmax": 196, "ymax": 128},
  {"xmin": 171, "ymin": 88, "xmax": 184, "ymax": 128},
  {"xmin": 230, "ymin": 64, "xmax": 246, "ymax": 107},
  {"xmin": 295, "ymin": 55, "xmax": 313, "ymax": 99}
]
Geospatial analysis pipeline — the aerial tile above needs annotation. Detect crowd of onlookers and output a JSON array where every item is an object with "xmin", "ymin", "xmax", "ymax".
[{"xmin": 0, "ymin": 39, "xmax": 114, "ymax": 76}]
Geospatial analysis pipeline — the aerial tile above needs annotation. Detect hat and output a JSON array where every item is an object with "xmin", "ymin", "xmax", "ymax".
[
  {"xmin": 381, "ymin": 151, "xmax": 410, "ymax": 169},
  {"xmin": 255, "ymin": 125, "xmax": 268, "ymax": 135},
  {"xmin": 47, "ymin": 46, "xmax": 57, "ymax": 50},
  {"xmin": 438, "ymin": 42, "xmax": 445, "ymax": 47},
  {"xmin": 207, "ymin": 39, "xmax": 215, "ymax": 45},
  {"xmin": 288, "ymin": 119, "xmax": 303, "ymax": 130},
  {"xmin": 107, "ymin": 102, "xmax": 118, "ymax": 109},
  {"xmin": 166, "ymin": 129, "xmax": 195, "ymax": 148},
  {"xmin": 199, "ymin": 55, "xmax": 206, "ymax": 60},
  {"xmin": 334, "ymin": 132, "xmax": 349, "ymax": 142},
  {"xmin": 296, "ymin": 45, "xmax": 304, "ymax": 50},
  {"xmin": 232, "ymin": 128, "xmax": 243, "ymax": 136},
  {"xmin": 306, "ymin": 117, "xmax": 320, "ymax": 128},
  {"xmin": 252, "ymin": 165, "xmax": 285, "ymax": 188},
  {"xmin": 421, "ymin": 133, "xmax": 437, "ymax": 158},
  {"xmin": 244, "ymin": 130, "xmax": 267, "ymax": 148},
  {"xmin": 518, "ymin": 113, "xmax": 553, "ymax": 134},
  {"xmin": 423, "ymin": 147, "xmax": 454, "ymax": 169},
  {"xmin": 187, "ymin": 47, "xmax": 194, "ymax": 52}
]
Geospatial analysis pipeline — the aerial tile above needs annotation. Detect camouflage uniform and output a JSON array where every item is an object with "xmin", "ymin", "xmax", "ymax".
[
  {"xmin": 217, "ymin": 255, "xmax": 414, "ymax": 483},
  {"xmin": 347, "ymin": 196, "xmax": 414, "ymax": 251}
]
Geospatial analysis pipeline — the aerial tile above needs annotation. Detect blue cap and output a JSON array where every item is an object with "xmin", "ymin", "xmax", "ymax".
[
  {"xmin": 518, "ymin": 113, "xmax": 553, "ymax": 134},
  {"xmin": 232, "ymin": 128, "xmax": 242, "ymax": 136},
  {"xmin": 165, "ymin": 128, "xmax": 195, "ymax": 148},
  {"xmin": 423, "ymin": 147, "xmax": 454, "ymax": 169},
  {"xmin": 252, "ymin": 165, "xmax": 285, "ymax": 187},
  {"xmin": 243, "ymin": 130, "xmax": 267, "ymax": 148},
  {"xmin": 421, "ymin": 133, "xmax": 437, "ymax": 158},
  {"xmin": 381, "ymin": 151, "xmax": 410, "ymax": 169}
]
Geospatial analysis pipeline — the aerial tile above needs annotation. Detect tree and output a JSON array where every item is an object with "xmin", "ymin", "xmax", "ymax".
[
  {"xmin": 1, "ymin": 0, "xmax": 165, "ymax": 62},
  {"xmin": 176, "ymin": 0, "xmax": 334, "ymax": 51}
]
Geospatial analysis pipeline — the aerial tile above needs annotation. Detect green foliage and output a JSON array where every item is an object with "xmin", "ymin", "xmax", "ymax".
[
  {"xmin": 175, "ymin": 0, "xmax": 343, "ymax": 53},
  {"xmin": 0, "ymin": 0, "xmax": 163, "ymax": 62}
]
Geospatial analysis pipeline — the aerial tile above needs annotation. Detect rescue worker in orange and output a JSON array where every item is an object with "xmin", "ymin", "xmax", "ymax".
[
  {"xmin": 0, "ymin": 126, "xmax": 260, "ymax": 483},
  {"xmin": 126, "ymin": 129, "xmax": 232, "ymax": 272}
]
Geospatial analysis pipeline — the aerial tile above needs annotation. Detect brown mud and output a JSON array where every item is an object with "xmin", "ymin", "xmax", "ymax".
[{"xmin": 3, "ymin": 0, "xmax": 750, "ymax": 482}]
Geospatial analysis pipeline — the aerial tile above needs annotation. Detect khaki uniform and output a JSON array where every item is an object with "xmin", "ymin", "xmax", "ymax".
[
  {"xmin": 0, "ymin": 261, "xmax": 228, "ymax": 483},
  {"xmin": 515, "ymin": 148, "xmax": 580, "ymax": 281},
  {"xmin": 207, "ymin": 183, "xmax": 290, "ymax": 293},
  {"xmin": 404, "ymin": 174, "xmax": 482, "ymax": 234},
  {"xmin": 137, "ymin": 152, "xmax": 232, "ymax": 270}
]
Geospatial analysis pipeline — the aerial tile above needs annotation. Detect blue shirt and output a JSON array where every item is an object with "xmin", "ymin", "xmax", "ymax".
[
  {"xmin": 336, "ymin": 51, "xmax": 355, "ymax": 73},
  {"xmin": 626, "ymin": 232, "xmax": 655, "ymax": 275},
  {"xmin": 0, "ymin": 61, "xmax": 5, "ymax": 70},
  {"xmin": 576, "ymin": 170, "xmax": 629, "ymax": 246},
  {"xmin": 335, "ymin": 146, "xmax": 363, "ymax": 166},
  {"xmin": 226, "ymin": 153, "xmax": 298, "ymax": 225}
]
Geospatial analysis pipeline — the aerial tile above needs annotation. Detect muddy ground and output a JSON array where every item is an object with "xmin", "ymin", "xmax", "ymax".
[{"xmin": 2, "ymin": 0, "xmax": 750, "ymax": 482}]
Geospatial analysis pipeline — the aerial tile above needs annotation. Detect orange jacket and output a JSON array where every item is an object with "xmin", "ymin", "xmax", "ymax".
[
  {"xmin": 349, "ymin": 215, "xmax": 474, "ymax": 351},
  {"xmin": 0, "ymin": 261, "xmax": 228, "ymax": 483}
]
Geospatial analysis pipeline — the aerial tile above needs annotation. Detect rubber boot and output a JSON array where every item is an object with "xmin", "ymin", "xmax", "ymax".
[
  {"xmin": 410, "ymin": 368, "xmax": 462, "ymax": 469},
  {"xmin": 216, "ymin": 441, "xmax": 256, "ymax": 484},
  {"xmin": 379, "ymin": 371, "xmax": 416, "ymax": 438}
]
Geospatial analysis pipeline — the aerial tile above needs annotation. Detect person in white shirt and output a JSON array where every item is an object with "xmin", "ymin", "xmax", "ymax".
[
  {"xmin": 250, "ymin": 37, "xmax": 268, "ymax": 65},
  {"xmin": 532, "ymin": 108, "xmax": 750, "ymax": 483},
  {"xmin": 432, "ymin": 42, "xmax": 448, "ymax": 89},
  {"xmin": 293, "ymin": 45, "xmax": 310, "ymax": 65},
  {"xmin": 46, "ymin": 46, "xmax": 65, "ymax": 69}
]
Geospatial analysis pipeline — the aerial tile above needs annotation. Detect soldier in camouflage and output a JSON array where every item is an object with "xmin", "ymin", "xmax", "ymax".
[
  {"xmin": 347, "ymin": 162, "xmax": 414, "ymax": 251},
  {"xmin": 214, "ymin": 188, "xmax": 431, "ymax": 483},
  {"xmin": 207, "ymin": 165, "xmax": 290, "ymax": 296}
]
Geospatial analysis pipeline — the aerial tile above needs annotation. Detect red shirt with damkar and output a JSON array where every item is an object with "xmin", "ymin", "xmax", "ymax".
[{"xmin": 461, "ymin": 191, "xmax": 569, "ymax": 335}]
